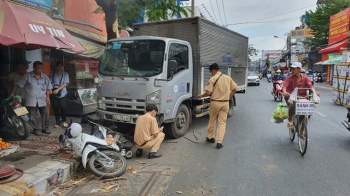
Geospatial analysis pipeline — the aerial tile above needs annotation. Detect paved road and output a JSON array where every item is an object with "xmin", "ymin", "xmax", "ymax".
[
  {"xmin": 157, "ymin": 80, "xmax": 350, "ymax": 196},
  {"xmin": 59, "ymin": 80, "xmax": 350, "ymax": 196}
]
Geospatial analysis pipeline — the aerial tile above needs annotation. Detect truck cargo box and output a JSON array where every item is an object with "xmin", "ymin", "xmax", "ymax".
[{"xmin": 133, "ymin": 17, "xmax": 248, "ymax": 95}]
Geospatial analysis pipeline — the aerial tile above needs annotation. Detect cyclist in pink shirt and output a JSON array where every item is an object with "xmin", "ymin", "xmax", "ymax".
[{"xmin": 282, "ymin": 62, "xmax": 314, "ymax": 128}]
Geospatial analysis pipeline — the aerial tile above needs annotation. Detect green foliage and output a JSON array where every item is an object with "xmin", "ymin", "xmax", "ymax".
[
  {"xmin": 305, "ymin": 0, "xmax": 350, "ymax": 49},
  {"xmin": 145, "ymin": 0, "xmax": 189, "ymax": 22},
  {"xmin": 117, "ymin": 0, "xmax": 145, "ymax": 27}
]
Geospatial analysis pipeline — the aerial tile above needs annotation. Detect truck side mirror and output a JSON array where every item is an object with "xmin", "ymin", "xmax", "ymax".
[{"xmin": 168, "ymin": 59, "xmax": 178, "ymax": 79}]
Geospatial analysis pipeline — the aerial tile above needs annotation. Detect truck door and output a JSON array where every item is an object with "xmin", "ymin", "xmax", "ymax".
[{"xmin": 163, "ymin": 42, "xmax": 192, "ymax": 121}]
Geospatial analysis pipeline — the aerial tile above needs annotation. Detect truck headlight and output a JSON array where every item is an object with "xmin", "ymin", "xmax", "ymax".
[
  {"xmin": 97, "ymin": 98, "xmax": 106, "ymax": 110},
  {"xmin": 146, "ymin": 90, "xmax": 161, "ymax": 104}
]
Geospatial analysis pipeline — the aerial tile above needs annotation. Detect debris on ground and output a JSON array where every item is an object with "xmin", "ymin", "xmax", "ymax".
[
  {"xmin": 127, "ymin": 166, "xmax": 137, "ymax": 174},
  {"xmin": 176, "ymin": 190, "xmax": 183, "ymax": 194},
  {"xmin": 0, "ymin": 138, "xmax": 12, "ymax": 150}
]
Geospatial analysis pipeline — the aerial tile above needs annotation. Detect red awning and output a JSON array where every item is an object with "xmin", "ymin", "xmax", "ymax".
[
  {"xmin": 320, "ymin": 39, "xmax": 348, "ymax": 54},
  {"xmin": 0, "ymin": 0, "xmax": 84, "ymax": 53}
]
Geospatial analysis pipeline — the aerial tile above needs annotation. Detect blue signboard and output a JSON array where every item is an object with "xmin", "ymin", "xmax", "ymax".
[{"xmin": 17, "ymin": 0, "xmax": 53, "ymax": 10}]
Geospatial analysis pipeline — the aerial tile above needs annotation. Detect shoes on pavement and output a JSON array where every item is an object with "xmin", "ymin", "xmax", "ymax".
[
  {"xmin": 135, "ymin": 149, "xmax": 143, "ymax": 157},
  {"xmin": 216, "ymin": 143, "xmax": 223, "ymax": 149},
  {"xmin": 206, "ymin": 137, "xmax": 215, "ymax": 143},
  {"xmin": 148, "ymin": 152, "xmax": 162, "ymax": 159},
  {"xmin": 42, "ymin": 130, "xmax": 51, "ymax": 135},
  {"xmin": 31, "ymin": 129, "xmax": 40, "ymax": 136}
]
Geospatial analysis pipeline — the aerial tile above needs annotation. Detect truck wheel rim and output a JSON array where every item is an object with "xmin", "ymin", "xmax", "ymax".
[{"xmin": 177, "ymin": 112, "xmax": 186, "ymax": 129}]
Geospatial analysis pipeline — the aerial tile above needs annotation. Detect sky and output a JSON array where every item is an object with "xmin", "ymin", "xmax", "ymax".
[{"xmin": 195, "ymin": 0, "xmax": 318, "ymax": 56}]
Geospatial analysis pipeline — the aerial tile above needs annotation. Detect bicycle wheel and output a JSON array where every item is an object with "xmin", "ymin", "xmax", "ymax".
[
  {"xmin": 298, "ymin": 116, "xmax": 308, "ymax": 156},
  {"xmin": 289, "ymin": 124, "xmax": 296, "ymax": 142},
  {"xmin": 289, "ymin": 117, "xmax": 296, "ymax": 142}
]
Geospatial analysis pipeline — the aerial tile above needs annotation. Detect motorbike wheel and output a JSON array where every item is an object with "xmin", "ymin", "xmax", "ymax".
[
  {"xmin": 88, "ymin": 150, "xmax": 127, "ymax": 178},
  {"xmin": 8, "ymin": 115, "xmax": 30, "ymax": 139}
]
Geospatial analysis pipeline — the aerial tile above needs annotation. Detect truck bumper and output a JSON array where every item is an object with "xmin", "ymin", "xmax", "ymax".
[{"xmin": 97, "ymin": 109, "xmax": 139, "ymax": 124}]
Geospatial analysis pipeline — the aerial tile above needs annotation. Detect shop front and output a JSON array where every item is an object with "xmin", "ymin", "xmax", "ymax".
[{"xmin": 0, "ymin": 0, "xmax": 84, "ymax": 98}]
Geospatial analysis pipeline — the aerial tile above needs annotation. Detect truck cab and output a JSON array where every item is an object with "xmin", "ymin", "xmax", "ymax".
[{"xmin": 97, "ymin": 36, "xmax": 193, "ymax": 138}]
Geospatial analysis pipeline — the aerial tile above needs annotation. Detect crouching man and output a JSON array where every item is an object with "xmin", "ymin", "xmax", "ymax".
[{"xmin": 134, "ymin": 104, "xmax": 165, "ymax": 159}]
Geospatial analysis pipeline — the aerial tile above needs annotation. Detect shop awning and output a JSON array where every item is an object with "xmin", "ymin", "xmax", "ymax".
[
  {"xmin": 65, "ymin": 35, "xmax": 105, "ymax": 59},
  {"xmin": 0, "ymin": 0, "xmax": 84, "ymax": 53},
  {"xmin": 315, "ymin": 55, "xmax": 343, "ymax": 65},
  {"xmin": 319, "ymin": 39, "xmax": 348, "ymax": 54}
]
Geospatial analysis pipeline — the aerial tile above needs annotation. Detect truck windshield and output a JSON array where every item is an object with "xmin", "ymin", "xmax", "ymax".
[{"xmin": 100, "ymin": 40, "xmax": 165, "ymax": 77}]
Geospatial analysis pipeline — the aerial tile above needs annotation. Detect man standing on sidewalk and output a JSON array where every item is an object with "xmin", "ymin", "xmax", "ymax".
[
  {"xmin": 24, "ymin": 61, "xmax": 52, "ymax": 135},
  {"xmin": 134, "ymin": 104, "xmax": 165, "ymax": 159},
  {"xmin": 198, "ymin": 63, "xmax": 237, "ymax": 149}
]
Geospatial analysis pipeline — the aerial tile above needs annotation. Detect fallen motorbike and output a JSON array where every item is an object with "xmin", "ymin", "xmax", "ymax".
[
  {"xmin": 0, "ymin": 96, "xmax": 31, "ymax": 139},
  {"xmin": 273, "ymin": 80, "xmax": 283, "ymax": 102},
  {"xmin": 59, "ymin": 122, "xmax": 129, "ymax": 178}
]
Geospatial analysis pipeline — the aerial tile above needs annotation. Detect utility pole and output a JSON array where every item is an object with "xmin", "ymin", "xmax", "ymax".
[{"xmin": 191, "ymin": 0, "xmax": 195, "ymax": 17}]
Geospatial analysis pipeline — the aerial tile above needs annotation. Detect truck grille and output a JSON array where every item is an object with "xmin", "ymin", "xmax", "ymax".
[{"xmin": 102, "ymin": 97, "xmax": 145, "ymax": 114}]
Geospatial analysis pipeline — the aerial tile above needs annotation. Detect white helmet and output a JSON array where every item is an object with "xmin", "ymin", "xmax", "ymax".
[
  {"xmin": 69, "ymin": 123, "xmax": 82, "ymax": 138},
  {"xmin": 291, "ymin": 62, "xmax": 302, "ymax": 68}
]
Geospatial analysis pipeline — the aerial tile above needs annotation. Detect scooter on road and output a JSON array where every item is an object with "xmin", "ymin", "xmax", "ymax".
[{"xmin": 272, "ymin": 80, "xmax": 284, "ymax": 102}]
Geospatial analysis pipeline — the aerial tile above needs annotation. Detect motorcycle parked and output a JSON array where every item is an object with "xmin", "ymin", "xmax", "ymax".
[
  {"xmin": 0, "ymin": 96, "xmax": 31, "ymax": 139},
  {"xmin": 59, "ymin": 122, "xmax": 128, "ymax": 178},
  {"xmin": 273, "ymin": 80, "xmax": 284, "ymax": 102}
]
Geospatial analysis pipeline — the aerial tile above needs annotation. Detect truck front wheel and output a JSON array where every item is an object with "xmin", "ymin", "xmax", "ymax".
[{"xmin": 165, "ymin": 104, "xmax": 191, "ymax": 139}]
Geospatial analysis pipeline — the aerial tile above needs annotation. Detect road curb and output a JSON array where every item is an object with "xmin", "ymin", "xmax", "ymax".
[{"xmin": 0, "ymin": 159, "xmax": 79, "ymax": 195}]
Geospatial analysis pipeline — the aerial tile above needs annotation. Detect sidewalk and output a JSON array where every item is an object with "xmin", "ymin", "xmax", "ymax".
[
  {"xmin": 314, "ymin": 82, "xmax": 333, "ymax": 91},
  {"xmin": 0, "ymin": 118, "xmax": 80, "ymax": 195}
]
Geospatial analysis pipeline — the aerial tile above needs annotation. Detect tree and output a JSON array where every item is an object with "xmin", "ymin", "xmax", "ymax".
[
  {"xmin": 145, "ymin": 0, "xmax": 189, "ymax": 22},
  {"xmin": 95, "ymin": 0, "xmax": 118, "ymax": 40},
  {"xmin": 305, "ymin": 0, "xmax": 350, "ymax": 49},
  {"xmin": 95, "ymin": 0, "xmax": 189, "ymax": 40}
]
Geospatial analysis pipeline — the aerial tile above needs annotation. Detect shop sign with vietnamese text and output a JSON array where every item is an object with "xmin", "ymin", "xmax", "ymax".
[
  {"xmin": 329, "ymin": 8, "xmax": 350, "ymax": 44},
  {"xmin": 16, "ymin": 0, "xmax": 52, "ymax": 10},
  {"xmin": 28, "ymin": 24, "xmax": 65, "ymax": 38}
]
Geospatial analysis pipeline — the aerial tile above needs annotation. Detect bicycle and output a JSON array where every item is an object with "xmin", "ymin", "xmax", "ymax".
[{"xmin": 288, "ymin": 88, "xmax": 318, "ymax": 156}]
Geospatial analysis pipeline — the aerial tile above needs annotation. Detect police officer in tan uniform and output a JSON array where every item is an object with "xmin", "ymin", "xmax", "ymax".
[
  {"xmin": 134, "ymin": 104, "xmax": 165, "ymax": 159},
  {"xmin": 198, "ymin": 63, "xmax": 237, "ymax": 149}
]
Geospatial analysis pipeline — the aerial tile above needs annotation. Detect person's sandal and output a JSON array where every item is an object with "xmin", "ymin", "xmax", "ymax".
[{"xmin": 287, "ymin": 122, "xmax": 293, "ymax": 129}]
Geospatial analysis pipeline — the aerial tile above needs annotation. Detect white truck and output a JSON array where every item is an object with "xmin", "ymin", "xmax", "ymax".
[{"xmin": 97, "ymin": 17, "xmax": 248, "ymax": 138}]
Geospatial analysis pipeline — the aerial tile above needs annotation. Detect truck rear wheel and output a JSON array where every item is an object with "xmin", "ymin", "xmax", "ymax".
[{"xmin": 165, "ymin": 104, "xmax": 191, "ymax": 139}]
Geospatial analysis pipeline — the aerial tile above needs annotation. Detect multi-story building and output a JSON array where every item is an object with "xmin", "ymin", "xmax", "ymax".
[{"xmin": 287, "ymin": 27, "xmax": 313, "ymax": 68}]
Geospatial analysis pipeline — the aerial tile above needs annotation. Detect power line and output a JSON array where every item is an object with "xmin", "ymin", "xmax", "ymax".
[
  {"xmin": 221, "ymin": 0, "xmax": 228, "ymax": 26},
  {"xmin": 225, "ymin": 17, "xmax": 297, "ymax": 26},
  {"xmin": 225, "ymin": 4, "xmax": 315, "ymax": 27},
  {"xmin": 215, "ymin": 0, "xmax": 224, "ymax": 25},
  {"xmin": 208, "ymin": 0, "xmax": 219, "ymax": 25},
  {"xmin": 201, "ymin": 3, "xmax": 215, "ymax": 22}
]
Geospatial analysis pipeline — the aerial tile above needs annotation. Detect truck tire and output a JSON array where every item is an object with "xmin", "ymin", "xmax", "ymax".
[{"xmin": 165, "ymin": 104, "xmax": 191, "ymax": 139}]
